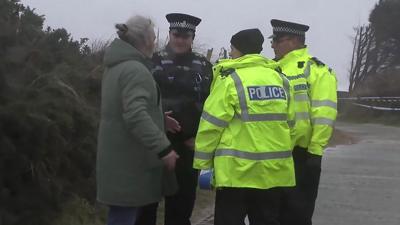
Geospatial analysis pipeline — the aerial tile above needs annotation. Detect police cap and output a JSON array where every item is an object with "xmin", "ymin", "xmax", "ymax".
[
  {"xmin": 166, "ymin": 13, "xmax": 201, "ymax": 33},
  {"xmin": 269, "ymin": 19, "xmax": 309, "ymax": 39}
]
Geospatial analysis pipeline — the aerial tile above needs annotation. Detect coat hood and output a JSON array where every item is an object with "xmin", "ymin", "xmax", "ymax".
[{"xmin": 103, "ymin": 38, "xmax": 151, "ymax": 68}]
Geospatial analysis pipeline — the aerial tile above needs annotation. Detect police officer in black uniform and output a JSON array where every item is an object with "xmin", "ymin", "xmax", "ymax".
[{"xmin": 135, "ymin": 13, "xmax": 212, "ymax": 225}]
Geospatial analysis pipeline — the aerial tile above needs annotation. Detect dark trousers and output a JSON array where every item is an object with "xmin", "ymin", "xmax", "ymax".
[
  {"xmin": 214, "ymin": 187, "xmax": 281, "ymax": 225},
  {"xmin": 107, "ymin": 206, "xmax": 138, "ymax": 225},
  {"xmin": 135, "ymin": 144, "xmax": 199, "ymax": 225},
  {"xmin": 279, "ymin": 146, "xmax": 321, "ymax": 225}
]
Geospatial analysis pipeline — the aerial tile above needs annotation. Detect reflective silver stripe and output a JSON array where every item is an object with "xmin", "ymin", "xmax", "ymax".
[
  {"xmin": 278, "ymin": 73, "xmax": 290, "ymax": 102},
  {"xmin": 294, "ymin": 84, "xmax": 308, "ymax": 91},
  {"xmin": 215, "ymin": 149, "xmax": 292, "ymax": 160},
  {"xmin": 236, "ymin": 113, "xmax": 287, "ymax": 121},
  {"xmin": 294, "ymin": 93, "xmax": 309, "ymax": 102},
  {"xmin": 151, "ymin": 66, "xmax": 163, "ymax": 73},
  {"xmin": 237, "ymin": 113, "xmax": 287, "ymax": 122},
  {"xmin": 230, "ymin": 71, "xmax": 249, "ymax": 120},
  {"xmin": 201, "ymin": 111, "xmax": 229, "ymax": 128},
  {"xmin": 312, "ymin": 118, "xmax": 335, "ymax": 126},
  {"xmin": 192, "ymin": 60, "xmax": 202, "ymax": 65},
  {"xmin": 176, "ymin": 65, "xmax": 191, "ymax": 71},
  {"xmin": 312, "ymin": 100, "xmax": 337, "ymax": 109},
  {"xmin": 295, "ymin": 112, "xmax": 310, "ymax": 120},
  {"xmin": 161, "ymin": 59, "xmax": 173, "ymax": 64},
  {"xmin": 304, "ymin": 61, "xmax": 312, "ymax": 78},
  {"xmin": 286, "ymin": 74, "xmax": 306, "ymax": 81},
  {"xmin": 194, "ymin": 151, "xmax": 214, "ymax": 160},
  {"xmin": 279, "ymin": 73, "xmax": 292, "ymax": 126}
]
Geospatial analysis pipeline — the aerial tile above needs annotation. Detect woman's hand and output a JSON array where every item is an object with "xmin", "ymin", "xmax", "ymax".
[{"xmin": 165, "ymin": 111, "xmax": 181, "ymax": 134}]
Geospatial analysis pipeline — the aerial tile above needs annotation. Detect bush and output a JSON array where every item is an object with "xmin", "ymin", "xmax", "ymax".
[{"xmin": 0, "ymin": 1, "xmax": 104, "ymax": 224}]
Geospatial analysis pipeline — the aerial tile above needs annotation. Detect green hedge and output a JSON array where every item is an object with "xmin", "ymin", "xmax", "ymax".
[{"xmin": 0, "ymin": 1, "xmax": 103, "ymax": 224}]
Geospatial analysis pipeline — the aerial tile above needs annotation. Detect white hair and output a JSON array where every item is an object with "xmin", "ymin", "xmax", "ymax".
[{"xmin": 116, "ymin": 15, "xmax": 155, "ymax": 48}]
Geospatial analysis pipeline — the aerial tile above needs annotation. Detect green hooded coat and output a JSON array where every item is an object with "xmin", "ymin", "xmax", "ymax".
[{"xmin": 96, "ymin": 38, "xmax": 177, "ymax": 206}]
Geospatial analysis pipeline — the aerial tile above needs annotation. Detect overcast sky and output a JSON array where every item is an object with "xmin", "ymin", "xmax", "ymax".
[{"xmin": 20, "ymin": 0, "xmax": 378, "ymax": 91}]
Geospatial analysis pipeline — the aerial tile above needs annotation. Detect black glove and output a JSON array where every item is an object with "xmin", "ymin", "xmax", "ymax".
[
  {"xmin": 305, "ymin": 152, "xmax": 322, "ymax": 170},
  {"xmin": 304, "ymin": 152, "xmax": 322, "ymax": 192}
]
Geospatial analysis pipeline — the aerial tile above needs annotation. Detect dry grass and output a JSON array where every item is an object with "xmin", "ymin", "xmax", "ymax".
[{"xmin": 53, "ymin": 197, "xmax": 106, "ymax": 225}]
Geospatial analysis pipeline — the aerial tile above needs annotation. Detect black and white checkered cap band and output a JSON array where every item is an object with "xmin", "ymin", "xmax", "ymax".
[
  {"xmin": 273, "ymin": 26, "xmax": 305, "ymax": 36},
  {"xmin": 170, "ymin": 21, "xmax": 196, "ymax": 30}
]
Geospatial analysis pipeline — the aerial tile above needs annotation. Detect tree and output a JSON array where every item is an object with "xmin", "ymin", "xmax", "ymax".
[
  {"xmin": 349, "ymin": 0, "xmax": 400, "ymax": 95},
  {"xmin": 369, "ymin": 0, "xmax": 400, "ymax": 66},
  {"xmin": 349, "ymin": 25, "xmax": 384, "ymax": 93}
]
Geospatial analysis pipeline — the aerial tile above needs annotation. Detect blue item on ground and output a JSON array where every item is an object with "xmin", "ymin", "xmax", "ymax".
[{"xmin": 199, "ymin": 170, "xmax": 213, "ymax": 190}]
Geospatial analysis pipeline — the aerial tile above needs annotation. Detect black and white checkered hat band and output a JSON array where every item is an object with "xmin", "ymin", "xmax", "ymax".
[
  {"xmin": 170, "ymin": 22, "xmax": 196, "ymax": 30},
  {"xmin": 273, "ymin": 26, "xmax": 305, "ymax": 36}
]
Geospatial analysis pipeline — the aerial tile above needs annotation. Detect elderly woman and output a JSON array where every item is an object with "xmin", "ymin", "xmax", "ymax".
[{"xmin": 96, "ymin": 15, "xmax": 179, "ymax": 225}]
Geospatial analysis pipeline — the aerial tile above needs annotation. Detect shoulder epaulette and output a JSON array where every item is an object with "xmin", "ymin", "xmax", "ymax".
[
  {"xmin": 220, "ymin": 68, "xmax": 235, "ymax": 78},
  {"xmin": 310, "ymin": 57, "xmax": 325, "ymax": 66},
  {"xmin": 310, "ymin": 57, "xmax": 335, "ymax": 74},
  {"xmin": 275, "ymin": 66, "xmax": 283, "ymax": 73}
]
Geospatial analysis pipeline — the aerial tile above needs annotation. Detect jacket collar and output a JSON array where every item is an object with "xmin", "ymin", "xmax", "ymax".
[
  {"xmin": 278, "ymin": 47, "xmax": 310, "ymax": 67},
  {"xmin": 214, "ymin": 54, "xmax": 279, "ymax": 75},
  {"xmin": 165, "ymin": 44, "xmax": 193, "ymax": 59}
]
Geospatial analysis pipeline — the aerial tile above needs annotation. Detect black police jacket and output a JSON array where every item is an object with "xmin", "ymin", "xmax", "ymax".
[{"xmin": 152, "ymin": 46, "xmax": 213, "ymax": 143}]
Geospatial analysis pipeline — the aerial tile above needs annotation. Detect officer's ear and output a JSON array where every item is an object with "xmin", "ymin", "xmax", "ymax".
[{"xmin": 292, "ymin": 35, "xmax": 305, "ymax": 47}]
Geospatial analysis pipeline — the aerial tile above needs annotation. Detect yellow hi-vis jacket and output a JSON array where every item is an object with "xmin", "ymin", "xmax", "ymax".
[
  {"xmin": 277, "ymin": 47, "xmax": 337, "ymax": 156},
  {"xmin": 193, "ymin": 54, "xmax": 295, "ymax": 189}
]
